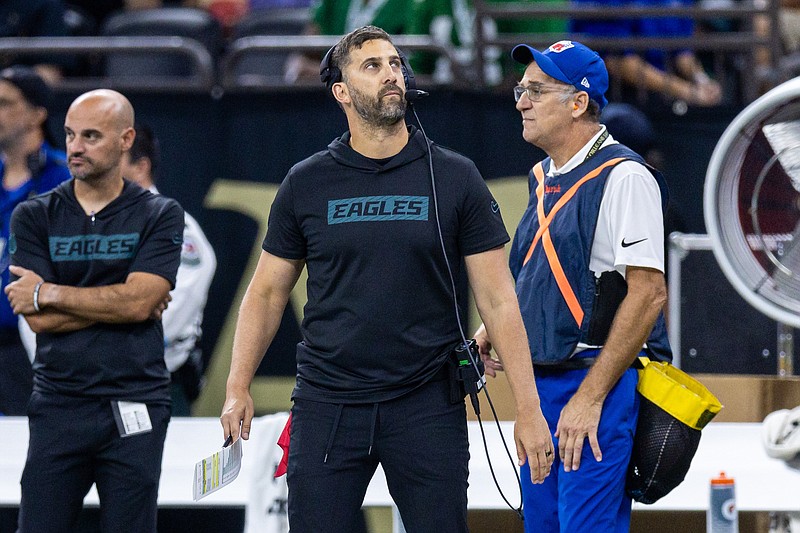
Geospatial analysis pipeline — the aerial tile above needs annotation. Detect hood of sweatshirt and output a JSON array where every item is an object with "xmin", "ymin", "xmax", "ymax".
[
  {"xmin": 326, "ymin": 125, "xmax": 429, "ymax": 173},
  {"xmin": 51, "ymin": 178, "xmax": 153, "ymax": 219}
]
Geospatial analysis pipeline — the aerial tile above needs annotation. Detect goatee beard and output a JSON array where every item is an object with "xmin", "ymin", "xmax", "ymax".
[{"xmin": 350, "ymin": 84, "xmax": 406, "ymax": 128}]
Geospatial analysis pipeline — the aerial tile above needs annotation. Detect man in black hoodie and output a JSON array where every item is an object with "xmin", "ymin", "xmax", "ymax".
[
  {"xmin": 220, "ymin": 25, "xmax": 553, "ymax": 532},
  {"xmin": 5, "ymin": 89, "xmax": 184, "ymax": 533}
]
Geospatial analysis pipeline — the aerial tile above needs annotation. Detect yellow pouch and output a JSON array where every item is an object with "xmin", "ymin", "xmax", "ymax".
[{"xmin": 636, "ymin": 358, "xmax": 722, "ymax": 430}]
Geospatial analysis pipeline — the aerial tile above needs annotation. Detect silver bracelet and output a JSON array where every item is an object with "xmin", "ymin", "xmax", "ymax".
[{"xmin": 32, "ymin": 281, "xmax": 44, "ymax": 313}]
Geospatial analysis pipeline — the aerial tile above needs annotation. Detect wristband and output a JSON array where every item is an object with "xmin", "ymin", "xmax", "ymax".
[{"xmin": 32, "ymin": 281, "xmax": 44, "ymax": 313}]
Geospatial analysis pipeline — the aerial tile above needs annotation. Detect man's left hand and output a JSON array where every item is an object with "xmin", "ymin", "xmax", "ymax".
[
  {"xmin": 515, "ymin": 407, "xmax": 554, "ymax": 484},
  {"xmin": 5, "ymin": 265, "xmax": 44, "ymax": 315},
  {"xmin": 473, "ymin": 323, "xmax": 503, "ymax": 378},
  {"xmin": 555, "ymin": 393, "xmax": 603, "ymax": 472}
]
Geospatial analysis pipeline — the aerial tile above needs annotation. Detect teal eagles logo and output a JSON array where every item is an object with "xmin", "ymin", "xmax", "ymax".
[
  {"xmin": 328, "ymin": 196, "xmax": 429, "ymax": 225},
  {"xmin": 49, "ymin": 234, "xmax": 140, "ymax": 261}
]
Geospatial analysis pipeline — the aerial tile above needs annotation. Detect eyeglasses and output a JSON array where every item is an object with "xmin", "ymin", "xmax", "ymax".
[{"xmin": 513, "ymin": 83, "xmax": 575, "ymax": 102}]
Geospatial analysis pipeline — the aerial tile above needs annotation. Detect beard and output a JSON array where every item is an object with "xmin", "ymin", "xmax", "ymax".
[
  {"xmin": 68, "ymin": 160, "xmax": 92, "ymax": 181},
  {"xmin": 69, "ymin": 157, "xmax": 110, "ymax": 182},
  {"xmin": 349, "ymin": 83, "xmax": 406, "ymax": 128}
]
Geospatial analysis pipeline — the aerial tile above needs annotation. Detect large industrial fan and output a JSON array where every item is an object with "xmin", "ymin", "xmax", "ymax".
[{"xmin": 704, "ymin": 77, "xmax": 800, "ymax": 374}]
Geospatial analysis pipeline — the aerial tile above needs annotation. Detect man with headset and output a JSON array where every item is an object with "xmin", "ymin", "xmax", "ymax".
[
  {"xmin": 0, "ymin": 65, "xmax": 70, "ymax": 416},
  {"xmin": 475, "ymin": 40, "xmax": 672, "ymax": 532},
  {"xmin": 221, "ymin": 25, "xmax": 553, "ymax": 532}
]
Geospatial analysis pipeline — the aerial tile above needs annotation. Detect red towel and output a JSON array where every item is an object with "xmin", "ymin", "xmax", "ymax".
[{"xmin": 274, "ymin": 413, "xmax": 292, "ymax": 478}]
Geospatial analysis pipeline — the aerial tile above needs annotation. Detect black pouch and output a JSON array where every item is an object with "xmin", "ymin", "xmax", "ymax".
[
  {"xmin": 585, "ymin": 270, "xmax": 628, "ymax": 346},
  {"xmin": 446, "ymin": 340, "xmax": 484, "ymax": 405},
  {"xmin": 447, "ymin": 354, "xmax": 464, "ymax": 405}
]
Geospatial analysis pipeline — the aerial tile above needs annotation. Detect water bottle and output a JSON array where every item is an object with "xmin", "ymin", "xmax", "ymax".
[{"xmin": 707, "ymin": 471, "xmax": 738, "ymax": 533}]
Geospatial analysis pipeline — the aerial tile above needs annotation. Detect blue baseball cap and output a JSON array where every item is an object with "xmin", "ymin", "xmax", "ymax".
[{"xmin": 512, "ymin": 40, "xmax": 609, "ymax": 111}]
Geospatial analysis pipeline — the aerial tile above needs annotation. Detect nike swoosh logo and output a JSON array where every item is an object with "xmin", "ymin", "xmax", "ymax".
[
  {"xmin": 491, "ymin": 201, "xmax": 500, "ymax": 213},
  {"xmin": 621, "ymin": 237, "xmax": 648, "ymax": 248}
]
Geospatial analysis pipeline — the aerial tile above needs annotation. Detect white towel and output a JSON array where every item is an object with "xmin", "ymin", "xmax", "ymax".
[{"xmin": 244, "ymin": 412, "xmax": 291, "ymax": 533}]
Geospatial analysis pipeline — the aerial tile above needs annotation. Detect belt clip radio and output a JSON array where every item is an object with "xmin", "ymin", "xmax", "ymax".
[{"xmin": 449, "ymin": 339, "xmax": 486, "ymax": 414}]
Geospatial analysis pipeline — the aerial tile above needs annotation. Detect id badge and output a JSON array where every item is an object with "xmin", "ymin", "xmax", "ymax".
[{"xmin": 111, "ymin": 400, "xmax": 153, "ymax": 437}]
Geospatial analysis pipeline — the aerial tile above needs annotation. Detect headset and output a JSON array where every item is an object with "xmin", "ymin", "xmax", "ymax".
[
  {"xmin": 319, "ymin": 38, "xmax": 524, "ymax": 519},
  {"xmin": 319, "ymin": 43, "xmax": 429, "ymax": 102}
]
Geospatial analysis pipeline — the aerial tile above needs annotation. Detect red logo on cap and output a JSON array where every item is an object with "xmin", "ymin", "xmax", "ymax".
[{"xmin": 548, "ymin": 41, "xmax": 575, "ymax": 53}]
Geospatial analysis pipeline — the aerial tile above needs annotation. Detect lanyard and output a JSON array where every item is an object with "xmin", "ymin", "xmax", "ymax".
[{"xmin": 584, "ymin": 129, "xmax": 609, "ymax": 162}]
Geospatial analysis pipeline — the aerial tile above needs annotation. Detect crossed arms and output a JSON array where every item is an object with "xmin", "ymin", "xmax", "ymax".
[{"xmin": 5, "ymin": 265, "xmax": 172, "ymax": 333}]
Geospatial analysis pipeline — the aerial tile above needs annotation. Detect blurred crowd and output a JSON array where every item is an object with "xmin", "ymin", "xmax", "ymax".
[{"xmin": 4, "ymin": 0, "xmax": 799, "ymax": 109}]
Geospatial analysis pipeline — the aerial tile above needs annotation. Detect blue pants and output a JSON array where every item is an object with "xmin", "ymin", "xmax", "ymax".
[
  {"xmin": 18, "ymin": 391, "xmax": 170, "ymax": 533},
  {"xmin": 521, "ymin": 365, "xmax": 639, "ymax": 533},
  {"xmin": 287, "ymin": 376, "xmax": 470, "ymax": 533}
]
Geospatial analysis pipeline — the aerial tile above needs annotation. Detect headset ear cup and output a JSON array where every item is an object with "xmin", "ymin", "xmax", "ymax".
[
  {"xmin": 319, "ymin": 46, "xmax": 331, "ymax": 86},
  {"xmin": 320, "ymin": 45, "xmax": 340, "ymax": 90},
  {"xmin": 397, "ymin": 48, "xmax": 416, "ymax": 92}
]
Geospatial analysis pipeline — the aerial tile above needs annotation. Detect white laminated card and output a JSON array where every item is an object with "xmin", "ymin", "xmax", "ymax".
[{"xmin": 192, "ymin": 438, "xmax": 243, "ymax": 501}]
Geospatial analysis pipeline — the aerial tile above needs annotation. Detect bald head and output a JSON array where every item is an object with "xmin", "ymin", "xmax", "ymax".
[
  {"xmin": 64, "ymin": 89, "xmax": 136, "ymax": 183},
  {"xmin": 68, "ymin": 89, "xmax": 135, "ymax": 132}
]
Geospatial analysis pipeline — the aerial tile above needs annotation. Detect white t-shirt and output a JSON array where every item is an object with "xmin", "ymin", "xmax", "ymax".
[{"xmin": 547, "ymin": 126, "xmax": 665, "ymax": 279}]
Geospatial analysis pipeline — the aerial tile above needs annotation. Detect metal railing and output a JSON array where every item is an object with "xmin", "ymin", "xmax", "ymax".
[
  {"xmin": 0, "ymin": 36, "xmax": 215, "ymax": 92},
  {"xmin": 220, "ymin": 34, "xmax": 465, "ymax": 90},
  {"xmin": 474, "ymin": 0, "xmax": 783, "ymax": 101},
  {"xmin": 0, "ymin": 3, "xmax": 790, "ymax": 102}
]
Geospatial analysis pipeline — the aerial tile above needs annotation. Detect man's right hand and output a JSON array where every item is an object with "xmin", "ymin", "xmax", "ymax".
[{"xmin": 220, "ymin": 388, "xmax": 255, "ymax": 443}]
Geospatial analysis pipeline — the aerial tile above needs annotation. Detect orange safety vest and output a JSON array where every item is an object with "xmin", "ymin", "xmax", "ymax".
[{"xmin": 509, "ymin": 144, "xmax": 672, "ymax": 363}]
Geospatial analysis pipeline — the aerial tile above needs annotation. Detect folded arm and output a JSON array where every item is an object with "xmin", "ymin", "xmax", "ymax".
[
  {"xmin": 6, "ymin": 265, "xmax": 172, "ymax": 333},
  {"xmin": 23, "ymin": 309, "xmax": 96, "ymax": 334}
]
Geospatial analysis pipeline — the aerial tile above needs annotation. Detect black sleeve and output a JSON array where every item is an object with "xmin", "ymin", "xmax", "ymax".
[
  {"xmin": 457, "ymin": 160, "xmax": 510, "ymax": 256},
  {"xmin": 262, "ymin": 173, "xmax": 307, "ymax": 260},
  {"xmin": 129, "ymin": 198, "xmax": 185, "ymax": 289},
  {"xmin": 9, "ymin": 201, "xmax": 56, "ymax": 282}
]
